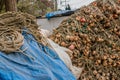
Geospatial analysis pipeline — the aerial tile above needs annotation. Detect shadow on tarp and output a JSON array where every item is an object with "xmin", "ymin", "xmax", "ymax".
[{"xmin": 0, "ymin": 31, "xmax": 76, "ymax": 80}]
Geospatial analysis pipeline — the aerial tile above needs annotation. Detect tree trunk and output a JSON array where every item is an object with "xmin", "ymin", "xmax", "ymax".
[
  {"xmin": 0, "ymin": 0, "xmax": 4, "ymax": 12},
  {"xmin": 55, "ymin": 0, "xmax": 57, "ymax": 10},
  {"xmin": 5, "ymin": 0, "xmax": 17, "ymax": 11}
]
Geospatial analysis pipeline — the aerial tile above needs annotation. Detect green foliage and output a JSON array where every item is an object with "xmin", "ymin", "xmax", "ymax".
[{"xmin": 17, "ymin": 0, "xmax": 54, "ymax": 16}]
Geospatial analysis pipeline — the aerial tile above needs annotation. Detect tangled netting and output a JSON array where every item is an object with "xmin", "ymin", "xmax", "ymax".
[
  {"xmin": 0, "ymin": 12, "xmax": 46, "ymax": 53},
  {"xmin": 50, "ymin": 0, "xmax": 120, "ymax": 79}
]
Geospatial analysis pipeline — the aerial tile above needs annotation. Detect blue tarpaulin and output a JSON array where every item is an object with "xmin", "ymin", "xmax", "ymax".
[
  {"xmin": 0, "ymin": 31, "xmax": 76, "ymax": 80},
  {"xmin": 45, "ymin": 10, "xmax": 74, "ymax": 19}
]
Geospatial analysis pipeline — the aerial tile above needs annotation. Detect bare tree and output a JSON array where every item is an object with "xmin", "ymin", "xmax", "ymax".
[
  {"xmin": 54, "ymin": 0, "xmax": 57, "ymax": 10},
  {"xmin": 52, "ymin": 0, "xmax": 57, "ymax": 11},
  {"xmin": 5, "ymin": 0, "xmax": 17, "ymax": 11}
]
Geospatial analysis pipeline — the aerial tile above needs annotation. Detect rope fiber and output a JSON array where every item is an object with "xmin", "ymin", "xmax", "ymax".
[{"xmin": 0, "ymin": 12, "xmax": 47, "ymax": 53}]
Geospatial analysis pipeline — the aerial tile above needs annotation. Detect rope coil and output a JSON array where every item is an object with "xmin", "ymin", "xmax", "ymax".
[
  {"xmin": 0, "ymin": 30, "xmax": 24, "ymax": 53},
  {"xmin": 0, "ymin": 12, "xmax": 49, "ymax": 53}
]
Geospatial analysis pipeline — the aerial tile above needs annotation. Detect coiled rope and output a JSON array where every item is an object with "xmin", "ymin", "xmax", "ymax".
[
  {"xmin": 0, "ymin": 29, "xmax": 24, "ymax": 53},
  {"xmin": 0, "ymin": 12, "xmax": 48, "ymax": 53}
]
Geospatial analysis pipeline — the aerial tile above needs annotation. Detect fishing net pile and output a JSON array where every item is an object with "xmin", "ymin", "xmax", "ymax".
[
  {"xmin": 0, "ymin": 12, "xmax": 46, "ymax": 53},
  {"xmin": 49, "ymin": 0, "xmax": 120, "ymax": 79}
]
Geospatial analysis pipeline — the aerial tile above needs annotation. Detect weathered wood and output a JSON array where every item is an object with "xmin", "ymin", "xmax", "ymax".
[{"xmin": 5, "ymin": 0, "xmax": 17, "ymax": 11}]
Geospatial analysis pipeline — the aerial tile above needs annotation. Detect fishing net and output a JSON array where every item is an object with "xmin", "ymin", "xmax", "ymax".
[
  {"xmin": 50, "ymin": 0, "xmax": 120, "ymax": 79},
  {"xmin": 0, "ymin": 12, "xmax": 47, "ymax": 53},
  {"xmin": 0, "ymin": 30, "xmax": 24, "ymax": 53}
]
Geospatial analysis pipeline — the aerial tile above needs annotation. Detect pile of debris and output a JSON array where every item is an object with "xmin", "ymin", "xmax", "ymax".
[
  {"xmin": 50, "ymin": 0, "xmax": 120, "ymax": 79},
  {"xmin": 0, "ymin": 12, "xmax": 47, "ymax": 53}
]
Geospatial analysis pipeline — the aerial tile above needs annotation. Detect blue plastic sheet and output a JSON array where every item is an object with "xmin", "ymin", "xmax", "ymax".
[
  {"xmin": 45, "ymin": 10, "xmax": 74, "ymax": 19},
  {"xmin": 0, "ymin": 31, "xmax": 76, "ymax": 80}
]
